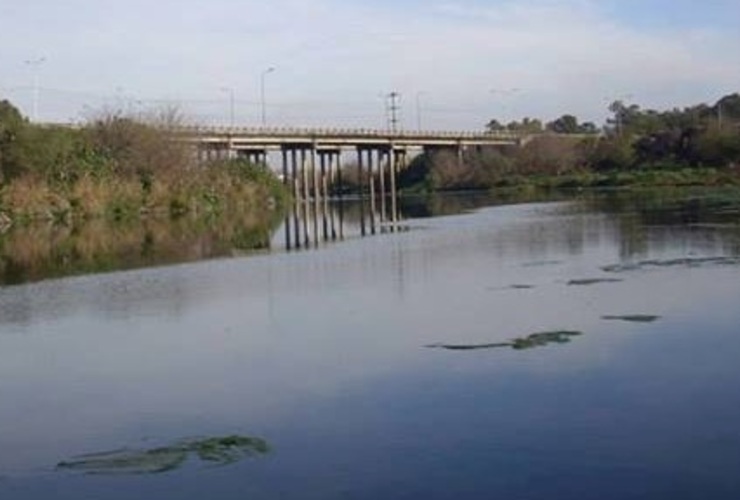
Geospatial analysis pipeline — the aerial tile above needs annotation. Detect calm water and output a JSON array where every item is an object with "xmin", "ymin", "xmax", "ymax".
[{"xmin": 1, "ymin": 189, "xmax": 740, "ymax": 499}]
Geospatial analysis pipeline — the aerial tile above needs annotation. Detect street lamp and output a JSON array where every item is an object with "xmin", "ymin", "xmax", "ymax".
[
  {"xmin": 24, "ymin": 56, "xmax": 46, "ymax": 122},
  {"xmin": 220, "ymin": 87, "xmax": 235, "ymax": 128},
  {"xmin": 260, "ymin": 67, "xmax": 275, "ymax": 127}
]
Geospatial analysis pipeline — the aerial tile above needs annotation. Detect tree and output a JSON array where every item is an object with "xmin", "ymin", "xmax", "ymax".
[
  {"xmin": 0, "ymin": 99, "xmax": 28, "ymax": 181},
  {"xmin": 486, "ymin": 119, "xmax": 506, "ymax": 132},
  {"xmin": 506, "ymin": 117, "xmax": 543, "ymax": 134},
  {"xmin": 546, "ymin": 114, "xmax": 580, "ymax": 134}
]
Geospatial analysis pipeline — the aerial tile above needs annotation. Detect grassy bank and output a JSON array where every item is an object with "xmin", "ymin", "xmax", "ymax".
[
  {"xmin": 0, "ymin": 100, "xmax": 288, "ymax": 227},
  {"xmin": 0, "ymin": 159, "xmax": 287, "ymax": 226}
]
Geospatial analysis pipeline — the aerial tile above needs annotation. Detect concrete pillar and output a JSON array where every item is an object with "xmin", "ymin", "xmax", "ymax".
[
  {"xmin": 390, "ymin": 148, "xmax": 398, "ymax": 224},
  {"xmin": 311, "ymin": 145, "xmax": 319, "ymax": 247},
  {"xmin": 369, "ymin": 149, "xmax": 377, "ymax": 235},
  {"xmin": 320, "ymin": 153, "xmax": 329, "ymax": 241},
  {"xmin": 379, "ymin": 149, "xmax": 387, "ymax": 224},
  {"xmin": 290, "ymin": 148, "xmax": 301, "ymax": 247},
  {"xmin": 301, "ymin": 149, "xmax": 310, "ymax": 246},
  {"xmin": 357, "ymin": 148, "xmax": 366, "ymax": 236}
]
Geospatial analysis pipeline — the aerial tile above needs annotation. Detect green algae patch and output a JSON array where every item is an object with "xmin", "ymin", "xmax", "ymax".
[
  {"xmin": 56, "ymin": 435, "xmax": 270, "ymax": 475},
  {"xmin": 567, "ymin": 278, "xmax": 623, "ymax": 286},
  {"xmin": 510, "ymin": 330, "xmax": 583, "ymax": 349},
  {"xmin": 602, "ymin": 315, "xmax": 661, "ymax": 323},
  {"xmin": 427, "ymin": 330, "xmax": 583, "ymax": 352}
]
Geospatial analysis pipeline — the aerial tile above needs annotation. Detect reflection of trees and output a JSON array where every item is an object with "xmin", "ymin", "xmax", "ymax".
[
  {"xmin": 397, "ymin": 191, "xmax": 572, "ymax": 219},
  {"xmin": 0, "ymin": 210, "xmax": 284, "ymax": 286},
  {"xmin": 427, "ymin": 331, "xmax": 583, "ymax": 352},
  {"xmin": 582, "ymin": 188, "xmax": 740, "ymax": 260},
  {"xmin": 57, "ymin": 435, "xmax": 270, "ymax": 475}
]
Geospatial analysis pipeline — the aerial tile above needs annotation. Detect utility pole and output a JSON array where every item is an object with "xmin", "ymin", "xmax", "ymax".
[
  {"xmin": 25, "ymin": 57, "xmax": 46, "ymax": 122},
  {"xmin": 386, "ymin": 91, "xmax": 401, "ymax": 133},
  {"xmin": 260, "ymin": 67, "xmax": 275, "ymax": 127}
]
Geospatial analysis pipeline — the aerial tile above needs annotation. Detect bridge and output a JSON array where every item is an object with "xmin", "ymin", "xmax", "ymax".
[
  {"xmin": 178, "ymin": 126, "xmax": 527, "ymax": 214},
  {"xmin": 176, "ymin": 126, "xmax": 530, "ymax": 248},
  {"xmin": 180, "ymin": 126, "xmax": 526, "ymax": 166}
]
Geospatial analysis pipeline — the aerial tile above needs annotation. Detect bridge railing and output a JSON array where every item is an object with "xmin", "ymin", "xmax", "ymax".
[{"xmin": 175, "ymin": 125, "xmax": 524, "ymax": 140}]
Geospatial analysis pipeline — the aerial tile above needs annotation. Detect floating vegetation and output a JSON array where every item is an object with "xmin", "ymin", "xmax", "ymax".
[
  {"xmin": 510, "ymin": 331, "xmax": 583, "ymax": 349},
  {"xmin": 57, "ymin": 435, "xmax": 270, "ymax": 475},
  {"xmin": 567, "ymin": 278, "xmax": 623, "ymax": 286},
  {"xmin": 602, "ymin": 256, "xmax": 740, "ymax": 273},
  {"xmin": 427, "ymin": 330, "xmax": 583, "ymax": 352},
  {"xmin": 426, "ymin": 342, "xmax": 512, "ymax": 351},
  {"xmin": 488, "ymin": 284, "xmax": 536, "ymax": 291},
  {"xmin": 602, "ymin": 315, "xmax": 661, "ymax": 323}
]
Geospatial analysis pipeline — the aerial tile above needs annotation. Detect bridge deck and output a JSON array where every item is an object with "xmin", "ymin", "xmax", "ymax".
[{"xmin": 178, "ymin": 126, "xmax": 524, "ymax": 149}]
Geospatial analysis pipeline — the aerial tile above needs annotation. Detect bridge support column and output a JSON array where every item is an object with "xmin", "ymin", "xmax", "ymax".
[
  {"xmin": 301, "ymin": 149, "xmax": 310, "ymax": 247},
  {"xmin": 369, "ymin": 149, "xmax": 377, "ymax": 235},
  {"xmin": 390, "ymin": 147, "xmax": 398, "ymax": 224},
  {"xmin": 379, "ymin": 148, "xmax": 388, "ymax": 224},
  {"xmin": 282, "ymin": 148, "xmax": 292, "ymax": 250},
  {"xmin": 357, "ymin": 148, "xmax": 366, "ymax": 236}
]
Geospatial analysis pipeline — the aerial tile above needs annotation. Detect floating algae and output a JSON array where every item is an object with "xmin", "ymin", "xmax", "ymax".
[
  {"xmin": 57, "ymin": 435, "xmax": 270, "ymax": 475},
  {"xmin": 487, "ymin": 284, "xmax": 536, "ymax": 291},
  {"xmin": 427, "ymin": 330, "xmax": 583, "ymax": 352},
  {"xmin": 602, "ymin": 314, "xmax": 661, "ymax": 323},
  {"xmin": 426, "ymin": 342, "xmax": 512, "ymax": 351},
  {"xmin": 567, "ymin": 278, "xmax": 623, "ymax": 286},
  {"xmin": 510, "ymin": 330, "xmax": 583, "ymax": 349}
]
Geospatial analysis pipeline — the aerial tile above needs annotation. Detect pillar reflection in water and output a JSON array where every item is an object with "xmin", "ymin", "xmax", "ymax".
[{"xmin": 281, "ymin": 143, "xmax": 404, "ymax": 251}]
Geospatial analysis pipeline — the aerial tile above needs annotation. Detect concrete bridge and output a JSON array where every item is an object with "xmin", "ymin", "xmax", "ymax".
[
  {"xmin": 180, "ymin": 125, "xmax": 524, "ymax": 150},
  {"xmin": 182, "ymin": 124, "xmax": 524, "ymax": 184},
  {"xmin": 176, "ymin": 126, "xmax": 528, "ymax": 248}
]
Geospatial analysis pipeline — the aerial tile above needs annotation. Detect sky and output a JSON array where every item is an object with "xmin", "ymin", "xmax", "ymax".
[{"xmin": 1, "ymin": 0, "xmax": 738, "ymax": 130}]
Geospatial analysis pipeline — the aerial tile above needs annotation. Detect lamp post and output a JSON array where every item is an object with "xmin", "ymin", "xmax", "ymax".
[
  {"xmin": 260, "ymin": 67, "xmax": 275, "ymax": 127},
  {"xmin": 25, "ymin": 56, "xmax": 46, "ymax": 122},
  {"xmin": 220, "ymin": 87, "xmax": 235, "ymax": 128}
]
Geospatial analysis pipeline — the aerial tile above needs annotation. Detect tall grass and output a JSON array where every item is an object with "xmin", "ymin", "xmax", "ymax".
[{"xmin": 0, "ymin": 105, "xmax": 287, "ymax": 226}]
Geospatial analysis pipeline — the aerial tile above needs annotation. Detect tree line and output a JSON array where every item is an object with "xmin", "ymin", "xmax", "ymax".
[{"xmin": 402, "ymin": 93, "xmax": 740, "ymax": 191}]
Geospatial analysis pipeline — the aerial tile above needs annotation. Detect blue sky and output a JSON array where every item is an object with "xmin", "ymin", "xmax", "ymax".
[{"xmin": 1, "ymin": 0, "xmax": 738, "ymax": 129}]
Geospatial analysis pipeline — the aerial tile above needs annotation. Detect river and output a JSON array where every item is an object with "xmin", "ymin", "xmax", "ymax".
[{"xmin": 1, "ymin": 188, "xmax": 740, "ymax": 499}]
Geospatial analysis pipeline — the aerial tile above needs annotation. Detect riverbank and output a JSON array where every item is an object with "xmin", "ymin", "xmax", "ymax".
[
  {"xmin": 400, "ymin": 165, "xmax": 740, "ymax": 196},
  {"xmin": 493, "ymin": 166, "xmax": 740, "ymax": 190},
  {"xmin": 0, "ymin": 159, "xmax": 288, "ymax": 228}
]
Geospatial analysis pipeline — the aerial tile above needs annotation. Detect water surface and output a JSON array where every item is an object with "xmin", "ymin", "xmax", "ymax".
[{"xmin": 1, "ymin": 188, "xmax": 740, "ymax": 499}]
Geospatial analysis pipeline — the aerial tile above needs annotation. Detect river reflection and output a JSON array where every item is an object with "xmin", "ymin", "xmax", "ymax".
[
  {"xmin": 0, "ymin": 211, "xmax": 282, "ymax": 286},
  {"xmin": 2, "ymin": 188, "xmax": 740, "ymax": 499}
]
